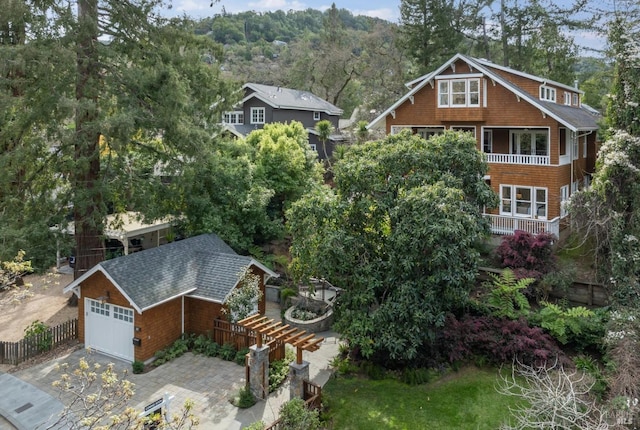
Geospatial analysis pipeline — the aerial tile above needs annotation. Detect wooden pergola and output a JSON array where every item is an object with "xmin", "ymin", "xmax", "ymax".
[{"xmin": 238, "ymin": 314, "xmax": 324, "ymax": 364}]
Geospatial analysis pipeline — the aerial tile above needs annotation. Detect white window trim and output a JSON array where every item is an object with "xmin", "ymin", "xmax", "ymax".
[
  {"xmin": 437, "ymin": 78, "xmax": 480, "ymax": 108},
  {"xmin": 451, "ymin": 126, "xmax": 476, "ymax": 137},
  {"xmin": 539, "ymin": 85, "xmax": 556, "ymax": 102},
  {"xmin": 223, "ymin": 111, "xmax": 244, "ymax": 125},
  {"xmin": 417, "ymin": 126, "xmax": 445, "ymax": 139},
  {"xmin": 310, "ymin": 143, "xmax": 317, "ymax": 151},
  {"xmin": 510, "ymin": 129, "xmax": 549, "ymax": 156},
  {"xmin": 582, "ymin": 135, "xmax": 587, "ymax": 158},
  {"xmin": 500, "ymin": 184, "xmax": 548, "ymax": 219},
  {"xmin": 313, "ymin": 111, "xmax": 321, "ymax": 121},
  {"xmin": 482, "ymin": 129, "xmax": 493, "ymax": 153},
  {"xmin": 573, "ymin": 93, "xmax": 579, "ymax": 106},
  {"xmin": 572, "ymin": 132, "xmax": 579, "ymax": 160},
  {"xmin": 564, "ymin": 92, "xmax": 571, "ymax": 106},
  {"xmin": 390, "ymin": 125, "xmax": 412, "ymax": 135},
  {"xmin": 560, "ymin": 185, "xmax": 569, "ymax": 218},
  {"xmin": 250, "ymin": 107, "xmax": 265, "ymax": 124}
]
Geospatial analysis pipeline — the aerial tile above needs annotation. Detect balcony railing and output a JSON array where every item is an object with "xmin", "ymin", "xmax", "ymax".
[
  {"xmin": 485, "ymin": 214, "xmax": 560, "ymax": 237},
  {"xmin": 485, "ymin": 153, "xmax": 550, "ymax": 166}
]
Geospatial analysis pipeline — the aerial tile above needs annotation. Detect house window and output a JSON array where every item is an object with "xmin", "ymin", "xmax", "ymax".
[
  {"xmin": 438, "ymin": 78, "xmax": 480, "ymax": 107},
  {"xmin": 539, "ymin": 85, "xmax": 556, "ymax": 102},
  {"xmin": 89, "ymin": 299, "xmax": 110, "ymax": 316},
  {"xmin": 417, "ymin": 127, "xmax": 445, "ymax": 139},
  {"xmin": 511, "ymin": 130, "xmax": 548, "ymax": 156},
  {"xmin": 564, "ymin": 92, "xmax": 572, "ymax": 105},
  {"xmin": 573, "ymin": 93, "xmax": 579, "ymax": 106},
  {"xmin": 583, "ymin": 135, "xmax": 587, "ymax": 157},
  {"xmin": 452, "ymin": 126, "xmax": 476, "ymax": 137},
  {"xmin": 572, "ymin": 132, "xmax": 579, "ymax": 160},
  {"xmin": 559, "ymin": 128, "xmax": 567, "ymax": 156},
  {"xmin": 313, "ymin": 111, "xmax": 321, "ymax": 121},
  {"xmin": 113, "ymin": 306, "xmax": 134, "ymax": 323},
  {"xmin": 483, "ymin": 130, "xmax": 493, "ymax": 153},
  {"xmin": 223, "ymin": 111, "xmax": 244, "ymax": 124},
  {"xmin": 250, "ymin": 107, "xmax": 265, "ymax": 124},
  {"xmin": 501, "ymin": 185, "xmax": 548, "ymax": 219},
  {"xmin": 560, "ymin": 185, "xmax": 569, "ymax": 218},
  {"xmin": 390, "ymin": 125, "xmax": 412, "ymax": 135},
  {"xmin": 310, "ymin": 143, "xmax": 317, "ymax": 151}
]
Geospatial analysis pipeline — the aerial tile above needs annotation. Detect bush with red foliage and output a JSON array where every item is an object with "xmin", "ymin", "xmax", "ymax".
[
  {"xmin": 495, "ymin": 230, "xmax": 556, "ymax": 280},
  {"xmin": 441, "ymin": 314, "xmax": 565, "ymax": 367}
]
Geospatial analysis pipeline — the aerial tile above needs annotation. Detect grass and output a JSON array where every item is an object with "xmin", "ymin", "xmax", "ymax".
[{"xmin": 323, "ymin": 366, "xmax": 522, "ymax": 430}]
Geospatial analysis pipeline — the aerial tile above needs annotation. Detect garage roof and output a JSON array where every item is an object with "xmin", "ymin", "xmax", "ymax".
[{"xmin": 64, "ymin": 234, "xmax": 278, "ymax": 313}]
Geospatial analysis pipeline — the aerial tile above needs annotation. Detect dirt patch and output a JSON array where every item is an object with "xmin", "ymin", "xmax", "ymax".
[{"xmin": 0, "ymin": 268, "xmax": 77, "ymax": 342}]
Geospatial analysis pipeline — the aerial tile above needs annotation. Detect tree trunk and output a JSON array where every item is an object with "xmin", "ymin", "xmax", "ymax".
[{"xmin": 73, "ymin": 0, "xmax": 104, "ymax": 282}]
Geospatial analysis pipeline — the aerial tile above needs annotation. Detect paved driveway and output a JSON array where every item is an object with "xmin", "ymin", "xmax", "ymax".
[{"xmin": 3, "ymin": 330, "xmax": 339, "ymax": 429}]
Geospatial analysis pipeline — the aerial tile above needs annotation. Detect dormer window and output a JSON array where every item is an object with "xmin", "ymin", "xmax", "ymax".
[
  {"xmin": 573, "ymin": 93, "xmax": 579, "ymax": 106},
  {"xmin": 539, "ymin": 85, "xmax": 556, "ymax": 102},
  {"xmin": 564, "ymin": 92, "xmax": 571, "ymax": 106},
  {"xmin": 438, "ymin": 78, "xmax": 480, "ymax": 107}
]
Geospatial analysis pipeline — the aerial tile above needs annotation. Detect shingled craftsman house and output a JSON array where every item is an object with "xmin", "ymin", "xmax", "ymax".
[
  {"xmin": 64, "ymin": 234, "xmax": 277, "ymax": 362},
  {"xmin": 368, "ymin": 53, "xmax": 600, "ymax": 238}
]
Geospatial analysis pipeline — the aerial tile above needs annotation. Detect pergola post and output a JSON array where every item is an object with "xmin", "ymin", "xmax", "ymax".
[
  {"xmin": 248, "ymin": 344, "xmax": 270, "ymax": 400},
  {"xmin": 288, "ymin": 359, "xmax": 310, "ymax": 400}
]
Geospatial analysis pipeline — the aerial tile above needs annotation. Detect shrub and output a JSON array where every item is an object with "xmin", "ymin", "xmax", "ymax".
[
  {"xmin": 279, "ymin": 398, "xmax": 321, "ymax": 430},
  {"xmin": 205, "ymin": 341, "xmax": 221, "ymax": 357},
  {"xmin": 400, "ymin": 367, "xmax": 433, "ymax": 385},
  {"xmin": 482, "ymin": 269, "xmax": 532, "ymax": 319},
  {"xmin": 235, "ymin": 348, "xmax": 249, "ymax": 366},
  {"xmin": 574, "ymin": 354, "xmax": 608, "ymax": 400},
  {"xmin": 531, "ymin": 302, "xmax": 607, "ymax": 351},
  {"xmin": 191, "ymin": 334, "xmax": 210, "ymax": 354},
  {"xmin": 234, "ymin": 386, "xmax": 257, "ymax": 409},
  {"xmin": 269, "ymin": 348, "xmax": 294, "ymax": 392},
  {"xmin": 280, "ymin": 287, "xmax": 298, "ymax": 308},
  {"xmin": 132, "ymin": 360, "xmax": 145, "ymax": 374},
  {"xmin": 23, "ymin": 320, "xmax": 52, "ymax": 351},
  {"xmin": 220, "ymin": 343, "xmax": 237, "ymax": 361},
  {"xmin": 244, "ymin": 421, "xmax": 265, "ymax": 430},
  {"xmin": 441, "ymin": 314, "xmax": 564, "ymax": 366},
  {"xmin": 360, "ymin": 361, "xmax": 387, "ymax": 380},
  {"xmin": 496, "ymin": 230, "xmax": 556, "ymax": 282}
]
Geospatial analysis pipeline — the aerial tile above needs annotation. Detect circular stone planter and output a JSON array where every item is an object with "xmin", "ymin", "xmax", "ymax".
[{"xmin": 283, "ymin": 306, "xmax": 334, "ymax": 333}]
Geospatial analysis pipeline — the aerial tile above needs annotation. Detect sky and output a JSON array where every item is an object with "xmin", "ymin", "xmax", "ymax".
[{"xmin": 164, "ymin": 0, "xmax": 606, "ymax": 54}]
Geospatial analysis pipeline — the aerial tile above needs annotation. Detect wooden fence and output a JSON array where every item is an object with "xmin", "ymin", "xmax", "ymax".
[
  {"xmin": 212, "ymin": 319, "xmax": 285, "ymax": 362},
  {"xmin": 478, "ymin": 267, "xmax": 608, "ymax": 307},
  {"xmin": 263, "ymin": 380, "xmax": 323, "ymax": 430},
  {"xmin": 0, "ymin": 318, "xmax": 78, "ymax": 365}
]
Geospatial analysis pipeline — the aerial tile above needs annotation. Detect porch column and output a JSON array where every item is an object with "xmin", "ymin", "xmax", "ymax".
[
  {"xmin": 289, "ymin": 360, "xmax": 310, "ymax": 400},
  {"xmin": 248, "ymin": 344, "xmax": 270, "ymax": 400}
]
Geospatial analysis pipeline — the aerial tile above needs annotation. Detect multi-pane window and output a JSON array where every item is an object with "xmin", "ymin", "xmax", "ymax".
[
  {"xmin": 313, "ymin": 111, "xmax": 321, "ymax": 120},
  {"xmin": 250, "ymin": 107, "xmax": 265, "ymax": 124},
  {"xmin": 560, "ymin": 185, "xmax": 569, "ymax": 218},
  {"xmin": 417, "ymin": 127, "xmax": 445, "ymax": 139},
  {"xmin": 564, "ymin": 92, "xmax": 572, "ymax": 105},
  {"xmin": 501, "ymin": 185, "xmax": 548, "ymax": 219},
  {"xmin": 572, "ymin": 133, "xmax": 579, "ymax": 160},
  {"xmin": 511, "ymin": 130, "xmax": 549, "ymax": 156},
  {"xmin": 438, "ymin": 78, "xmax": 480, "ymax": 107},
  {"xmin": 90, "ymin": 300, "xmax": 109, "ymax": 316},
  {"xmin": 573, "ymin": 93, "xmax": 579, "ymax": 106},
  {"xmin": 113, "ymin": 306, "xmax": 134, "ymax": 323},
  {"xmin": 223, "ymin": 111, "xmax": 244, "ymax": 124},
  {"xmin": 539, "ymin": 85, "xmax": 556, "ymax": 102},
  {"xmin": 483, "ymin": 130, "xmax": 493, "ymax": 153}
]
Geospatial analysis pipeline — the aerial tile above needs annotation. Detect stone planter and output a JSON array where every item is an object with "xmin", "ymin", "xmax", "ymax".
[{"xmin": 283, "ymin": 306, "xmax": 334, "ymax": 333}]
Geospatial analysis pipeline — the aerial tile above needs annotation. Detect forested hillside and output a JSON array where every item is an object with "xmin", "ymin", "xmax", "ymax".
[{"xmin": 190, "ymin": 3, "xmax": 611, "ymax": 120}]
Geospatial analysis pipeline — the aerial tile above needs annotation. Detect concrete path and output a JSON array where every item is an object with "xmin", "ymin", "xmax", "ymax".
[{"xmin": 0, "ymin": 328, "xmax": 340, "ymax": 429}]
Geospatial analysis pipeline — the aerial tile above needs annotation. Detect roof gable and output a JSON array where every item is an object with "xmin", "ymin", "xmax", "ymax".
[
  {"xmin": 368, "ymin": 53, "xmax": 600, "ymax": 132},
  {"xmin": 242, "ymin": 83, "xmax": 343, "ymax": 116},
  {"xmin": 64, "ymin": 234, "xmax": 277, "ymax": 312}
]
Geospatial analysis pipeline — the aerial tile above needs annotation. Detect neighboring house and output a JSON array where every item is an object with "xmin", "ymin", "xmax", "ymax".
[
  {"xmin": 63, "ymin": 234, "xmax": 277, "ymax": 362},
  {"xmin": 223, "ymin": 83, "xmax": 344, "ymax": 160},
  {"xmin": 368, "ymin": 53, "xmax": 601, "ymax": 238}
]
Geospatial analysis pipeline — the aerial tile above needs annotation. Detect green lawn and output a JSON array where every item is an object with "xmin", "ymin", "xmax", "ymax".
[{"xmin": 322, "ymin": 366, "xmax": 521, "ymax": 430}]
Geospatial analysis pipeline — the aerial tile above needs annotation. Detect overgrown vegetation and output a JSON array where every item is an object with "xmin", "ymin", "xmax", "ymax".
[{"xmin": 23, "ymin": 319, "xmax": 52, "ymax": 352}]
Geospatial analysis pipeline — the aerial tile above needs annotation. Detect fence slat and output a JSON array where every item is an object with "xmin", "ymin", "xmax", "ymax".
[{"xmin": 0, "ymin": 318, "xmax": 79, "ymax": 365}]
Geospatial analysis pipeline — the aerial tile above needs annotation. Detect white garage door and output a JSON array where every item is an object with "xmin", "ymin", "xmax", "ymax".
[{"xmin": 85, "ymin": 298, "xmax": 135, "ymax": 362}]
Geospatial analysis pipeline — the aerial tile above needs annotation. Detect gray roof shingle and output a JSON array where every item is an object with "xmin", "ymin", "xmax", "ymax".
[
  {"xmin": 95, "ymin": 234, "xmax": 262, "ymax": 311},
  {"xmin": 244, "ymin": 83, "xmax": 343, "ymax": 115}
]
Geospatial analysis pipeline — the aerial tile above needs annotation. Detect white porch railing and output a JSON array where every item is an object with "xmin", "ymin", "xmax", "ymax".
[
  {"xmin": 485, "ymin": 214, "xmax": 560, "ymax": 237},
  {"xmin": 485, "ymin": 153, "xmax": 550, "ymax": 166}
]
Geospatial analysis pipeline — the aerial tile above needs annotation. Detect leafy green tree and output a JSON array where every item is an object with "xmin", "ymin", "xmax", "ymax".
[
  {"xmin": 314, "ymin": 120, "xmax": 334, "ymax": 165},
  {"xmin": 247, "ymin": 121, "xmax": 325, "ymax": 230},
  {"xmin": 223, "ymin": 267, "xmax": 263, "ymax": 323},
  {"xmin": 278, "ymin": 398, "xmax": 321, "ymax": 430},
  {"xmin": 1, "ymin": 1, "xmax": 235, "ymax": 276},
  {"xmin": 287, "ymin": 131, "xmax": 497, "ymax": 362}
]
